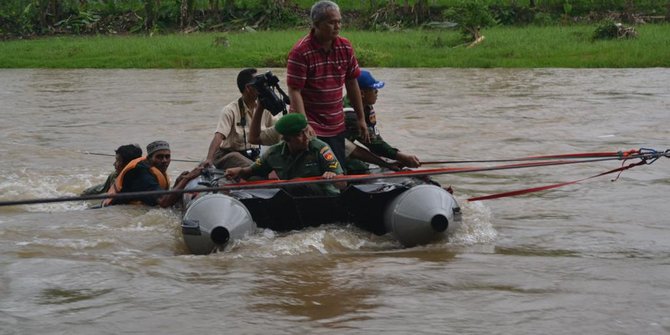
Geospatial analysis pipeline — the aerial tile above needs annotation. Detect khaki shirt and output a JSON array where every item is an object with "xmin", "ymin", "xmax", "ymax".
[{"xmin": 215, "ymin": 99, "xmax": 277, "ymax": 151}]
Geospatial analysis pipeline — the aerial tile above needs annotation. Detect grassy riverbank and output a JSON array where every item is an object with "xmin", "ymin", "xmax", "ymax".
[{"xmin": 1, "ymin": 24, "xmax": 669, "ymax": 68}]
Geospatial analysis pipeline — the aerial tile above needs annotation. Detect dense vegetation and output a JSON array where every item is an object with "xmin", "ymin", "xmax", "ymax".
[
  {"xmin": 2, "ymin": 25, "xmax": 668, "ymax": 68},
  {"xmin": 1, "ymin": 0, "xmax": 668, "ymax": 39}
]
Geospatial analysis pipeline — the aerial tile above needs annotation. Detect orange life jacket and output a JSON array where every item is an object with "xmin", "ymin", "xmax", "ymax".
[{"xmin": 101, "ymin": 157, "xmax": 170, "ymax": 206}]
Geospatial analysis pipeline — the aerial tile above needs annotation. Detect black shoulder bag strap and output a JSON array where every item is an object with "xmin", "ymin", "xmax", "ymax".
[
  {"xmin": 238, "ymin": 98, "xmax": 249, "ymax": 150},
  {"xmin": 238, "ymin": 98, "xmax": 261, "ymax": 156}
]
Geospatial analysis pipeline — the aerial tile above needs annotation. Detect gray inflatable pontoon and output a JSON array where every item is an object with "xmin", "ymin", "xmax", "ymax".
[{"xmin": 180, "ymin": 170, "xmax": 461, "ymax": 255}]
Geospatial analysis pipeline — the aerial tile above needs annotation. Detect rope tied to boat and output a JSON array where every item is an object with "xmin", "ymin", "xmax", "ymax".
[
  {"xmin": 421, "ymin": 148, "xmax": 668, "ymax": 166},
  {"xmin": 616, "ymin": 148, "xmax": 639, "ymax": 159},
  {"xmin": 1, "ymin": 147, "xmax": 668, "ymax": 207},
  {"xmin": 636, "ymin": 148, "xmax": 670, "ymax": 164},
  {"xmin": 467, "ymin": 147, "xmax": 670, "ymax": 201},
  {"xmin": 610, "ymin": 148, "xmax": 670, "ymax": 181}
]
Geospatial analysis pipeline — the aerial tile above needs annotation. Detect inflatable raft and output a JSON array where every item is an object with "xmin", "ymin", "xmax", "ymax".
[{"xmin": 180, "ymin": 169, "xmax": 462, "ymax": 255}]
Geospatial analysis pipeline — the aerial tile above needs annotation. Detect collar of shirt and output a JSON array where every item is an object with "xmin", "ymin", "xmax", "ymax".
[
  {"xmin": 236, "ymin": 100, "xmax": 255, "ymax": 126},
  {"xmin": 308, "ymin": 30, "xmax": 342, "ymax": 53},
  {"xmin": 280, "ymin": 140, "xmax": 313, "ymax": 158}
]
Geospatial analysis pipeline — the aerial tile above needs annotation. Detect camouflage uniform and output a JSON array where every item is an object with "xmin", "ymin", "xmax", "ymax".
[
  {"xmin": 81, "ymin": 171, "xmax": 117, "ymax": 196},
  {"xmin": 344, "ymin": 106, "xmax": 399, "ymax": 173},
  {"xmin": 250, "ymin": 138, "xmax": 343, "ymax": 195}
]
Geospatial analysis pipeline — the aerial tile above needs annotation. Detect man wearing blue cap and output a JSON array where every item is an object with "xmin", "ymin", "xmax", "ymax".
[
  {"xmin": 224, "ymin": 113, "xmax": 345, "ymax": 195},
  {"xmin": 345, "ymin": 69, "xmax": 421, "ymax": 172}
]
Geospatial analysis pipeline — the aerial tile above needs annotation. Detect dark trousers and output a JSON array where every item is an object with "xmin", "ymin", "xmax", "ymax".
[{"xmin": 318, "ymin": 132, "xmax": 346, "ymax": 166}]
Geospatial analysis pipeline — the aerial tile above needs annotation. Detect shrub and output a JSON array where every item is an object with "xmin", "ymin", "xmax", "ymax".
[
  {"xmin": 592, "ymin": 19, "xmax": 638, "ymax": 40},
  {"xmin": 443, "ymin": 0, "xmax": 497, "ymax": 42}
]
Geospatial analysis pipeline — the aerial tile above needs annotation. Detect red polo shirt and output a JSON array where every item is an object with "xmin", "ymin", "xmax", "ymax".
[{"xmin": 287, "ymin": 32, "xmax": 361, "ymax": 137}]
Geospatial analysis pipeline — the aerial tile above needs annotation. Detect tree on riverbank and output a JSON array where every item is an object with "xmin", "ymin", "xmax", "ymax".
[
  {"xmin": 444, "ymin": 0, "xmax": 496, "ymax": 47},
  {"xmin": 0, "ymin": 0, "xmax": 667, "ymax": 40}
]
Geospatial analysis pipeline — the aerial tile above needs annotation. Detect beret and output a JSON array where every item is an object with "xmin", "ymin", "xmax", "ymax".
[{"xmin": 275, "ymin": 113, "xmax": 308, "ymax": 136}]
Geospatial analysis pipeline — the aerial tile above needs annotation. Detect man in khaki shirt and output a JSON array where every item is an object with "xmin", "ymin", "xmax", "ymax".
[{"xmin": 203, "ymin": 68, "xmax": 277, "ymax": 169}]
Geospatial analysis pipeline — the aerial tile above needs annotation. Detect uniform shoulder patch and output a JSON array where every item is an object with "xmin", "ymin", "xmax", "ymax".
[{"xmin": 322, "ymin": 146, "xmax": 336, "ymax": 162}]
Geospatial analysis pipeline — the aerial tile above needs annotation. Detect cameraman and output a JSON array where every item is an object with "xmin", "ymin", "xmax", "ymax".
[{"xmin": 203, "ymin": 68, "xmax": 277, "ymax": 170}]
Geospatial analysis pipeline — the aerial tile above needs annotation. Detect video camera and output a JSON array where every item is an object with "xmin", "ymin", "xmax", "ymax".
[{"xmin": 249, "ymin": 71, "xmax": 291, "ymax": 116}]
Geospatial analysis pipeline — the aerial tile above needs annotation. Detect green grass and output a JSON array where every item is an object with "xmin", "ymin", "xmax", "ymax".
[{"xmin": 1, "ymin": 24, "xmax": 669, "ymax": 68}]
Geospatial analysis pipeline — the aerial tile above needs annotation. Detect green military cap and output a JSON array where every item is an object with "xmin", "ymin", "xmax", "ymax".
[{"xmin": 275, "ymin": 113, "xmax": 308, "ymax": 136}]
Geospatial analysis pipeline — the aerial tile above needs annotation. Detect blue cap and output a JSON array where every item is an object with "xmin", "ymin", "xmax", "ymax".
[{"xmin": 357, "ymin": 70, "xmax": 385, "ymax": 90}]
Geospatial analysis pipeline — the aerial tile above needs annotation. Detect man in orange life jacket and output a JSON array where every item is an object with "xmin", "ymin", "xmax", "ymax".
[
  {"xmin": 104, "ymin": 140, "xmax": 202, "ymax": 207},
  {"xmin": 81, "ymin": 144, "xmax": 142, "ymax": 196}
]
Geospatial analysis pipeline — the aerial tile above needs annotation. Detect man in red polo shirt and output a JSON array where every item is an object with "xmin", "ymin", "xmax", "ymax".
[{"xmin": 286, "ymin": 0, "xmax": 369, "ymax": 165}]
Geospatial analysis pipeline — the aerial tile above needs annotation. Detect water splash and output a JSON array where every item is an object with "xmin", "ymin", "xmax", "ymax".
[
  {"xmin": 207, "ymin": 198, "xmax": 498, "ymax": 259},
  {"xmin": 0, "ymin": 171, "xmax": 102, "ymax": 212},
  {"xmin": 215, "ymin": 224, "xmax": 401, "ymax": 259},
  {"xmin": 448, "ymin": 198, "xmax": 498, "ymax": 245}
]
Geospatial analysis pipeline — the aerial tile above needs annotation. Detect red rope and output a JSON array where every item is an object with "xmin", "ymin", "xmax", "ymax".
[
  {"xmin": 1, "ymin": 148, "xmax": 663, "ymax": 207},
  {"xmin": 523, "ymin": 149, "xmax": 637, "ymax": 160},
  {"xmin": 221, "ymin": 158, "xmax": 612, "ymax": 189},
  {"xmin": 421, "ymin": 149, "xmax": 640, "ymax": 165},
  {"xmin": 467, "ymin": 159, "xmax": 647, "ymax": 202}
]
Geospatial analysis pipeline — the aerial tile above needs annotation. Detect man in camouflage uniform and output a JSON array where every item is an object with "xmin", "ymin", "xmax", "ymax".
[
  {"xmin": 344, "ymin": 69, "xmax": 421, "ymax": 174},
  {"xmin": 225, "ymin": 113, "xmax": 345, "ymax": 195}
]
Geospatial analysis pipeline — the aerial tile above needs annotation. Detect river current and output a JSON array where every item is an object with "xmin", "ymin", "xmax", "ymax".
[{"xmin": 0, "ymin": 68, "xmax": 669, "ymax": 334}]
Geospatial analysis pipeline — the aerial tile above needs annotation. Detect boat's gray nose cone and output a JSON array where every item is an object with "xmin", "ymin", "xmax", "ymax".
[
  {"xmin": 430, "ymin": 214, "xmax": 449, "ymax": 233},
  {"xmin": 182, "ymin": 194, "xmax": 255, "ymax": 255},
  {"xmin": 384, "ymin": 185, "xmax": 461, "ymax": 247},
  {"xmin": 210, "ymin": 226, "xmax": 230, "ymax": 245}
]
